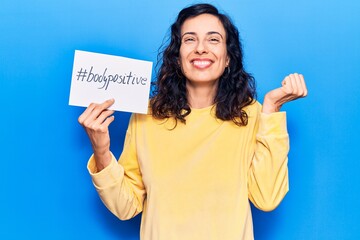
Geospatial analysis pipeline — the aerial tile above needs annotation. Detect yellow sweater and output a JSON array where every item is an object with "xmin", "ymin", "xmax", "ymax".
[{"xmin": 88, "ymin": 101, "xmax": 289, "ymax": 240}]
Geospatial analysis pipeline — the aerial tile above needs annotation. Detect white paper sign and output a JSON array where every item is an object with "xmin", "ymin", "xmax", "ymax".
[{"xmin": 69, "ymin": 50, "xmax": 152, "ymax": 114}]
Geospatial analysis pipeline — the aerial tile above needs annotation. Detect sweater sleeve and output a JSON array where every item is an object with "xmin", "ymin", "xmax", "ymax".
[
  {"xmin": 87, "ymin": 114, "xmax": 146, "ymax": 220},
  {"xmin": 248, "ymin": 111, "xmax": 289, "ymax": 211}
]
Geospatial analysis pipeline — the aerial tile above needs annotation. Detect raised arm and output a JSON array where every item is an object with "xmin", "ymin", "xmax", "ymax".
[
  {"xmin": 78, "ymin": 99, "xmax": 145, "ymax": 220},
  {"xmin": 248, "ymin": 73, "xmax": 307, "ymax": 211}
]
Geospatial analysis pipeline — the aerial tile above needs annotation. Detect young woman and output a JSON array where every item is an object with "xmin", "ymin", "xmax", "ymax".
[{"xmin": 78, "ymin": 3, "xmax": 307, "ymax": 240}]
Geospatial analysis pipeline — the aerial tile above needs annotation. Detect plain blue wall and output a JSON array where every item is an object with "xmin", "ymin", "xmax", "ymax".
[{"xmin": 1, "ymin": 0, "xmax": 359, "ymax": 239}]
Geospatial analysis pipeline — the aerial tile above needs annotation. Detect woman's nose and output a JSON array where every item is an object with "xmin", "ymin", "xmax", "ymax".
[{"xmin": 195, "ymin": 41, "xmax": 208, "ymax": 54}]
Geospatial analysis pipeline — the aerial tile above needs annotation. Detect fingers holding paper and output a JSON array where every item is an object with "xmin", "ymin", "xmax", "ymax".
[{"xmin": 78, "ymin": 99, "xmax": 115, "ymax": 171}]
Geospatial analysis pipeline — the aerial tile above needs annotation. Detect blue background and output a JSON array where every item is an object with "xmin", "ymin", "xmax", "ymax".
[{"xmin": 1, "ymin": 0, "xmax": 359, "ymax": 239}]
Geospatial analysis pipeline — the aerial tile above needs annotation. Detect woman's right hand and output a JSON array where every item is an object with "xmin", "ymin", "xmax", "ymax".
[{"xmin": 78, "ymin": 99, "xmax": 115, "ymax": 171}]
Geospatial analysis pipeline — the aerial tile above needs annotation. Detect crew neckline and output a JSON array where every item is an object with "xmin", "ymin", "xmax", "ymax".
[{"xmin": 190, "ymin": 104, "xmax": 216, "ymax": 114}]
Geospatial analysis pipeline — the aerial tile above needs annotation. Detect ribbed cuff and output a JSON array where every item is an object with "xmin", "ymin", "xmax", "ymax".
[
  {"xmin": 258, "ymin": 112, "xmax": 288, "ymax": 136},
  {"xmin": 87, "ymin": 153, "xmax": 124, "ymax": 188}
]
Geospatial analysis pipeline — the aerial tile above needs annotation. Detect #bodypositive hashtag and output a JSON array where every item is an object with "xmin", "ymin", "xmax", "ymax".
[{"xmin": 76, "ymin": 66, "xmax": 148, "ymax": 90}]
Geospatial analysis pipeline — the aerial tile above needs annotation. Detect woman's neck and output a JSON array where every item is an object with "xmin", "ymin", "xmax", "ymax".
[{"xmin": 186, "ymin": 80, "xmax": 218, "ymax": 109}]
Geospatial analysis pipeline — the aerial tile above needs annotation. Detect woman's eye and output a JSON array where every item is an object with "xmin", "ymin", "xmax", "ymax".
[
  {"xmin": 184, "ymin": 38, "xmax": 195, "ymax": 42},
  {"xmin": 209, "ymin": 38, "xmax": 220, "ymax": 43}
]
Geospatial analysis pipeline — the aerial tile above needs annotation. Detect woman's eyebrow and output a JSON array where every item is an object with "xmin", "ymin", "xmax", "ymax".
[
  {"xmin": 181, "ymin": 31, "xmax": 224, "ymax": 39},
  {"xmin": 181, "ymin": 32, "xmax": 196, "ymax": 38},
  {"xmin": 207, "ymin": 31, "xmax": 224, "ymax": 39}
]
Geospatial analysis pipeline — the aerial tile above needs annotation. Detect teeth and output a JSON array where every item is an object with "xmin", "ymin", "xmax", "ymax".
[{"xmin": 193, "ymin": 60, "xmax": 211, "ymax": 68}]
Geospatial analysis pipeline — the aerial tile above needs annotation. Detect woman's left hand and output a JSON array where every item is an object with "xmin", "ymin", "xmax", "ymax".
[{"xmin": 262, "ymin": 73, "xmax": 308, "ymax": 113}]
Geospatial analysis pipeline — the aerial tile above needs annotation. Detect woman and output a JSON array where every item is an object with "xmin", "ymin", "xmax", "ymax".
[{"xmin": 78, "ymin": 3, "xmax": 307, "ymax": 240}]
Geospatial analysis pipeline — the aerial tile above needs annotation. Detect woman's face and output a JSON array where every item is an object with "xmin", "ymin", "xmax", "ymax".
[{"xmin": 179, "ymin": 14, "xmax": 229, "ymax": 86}]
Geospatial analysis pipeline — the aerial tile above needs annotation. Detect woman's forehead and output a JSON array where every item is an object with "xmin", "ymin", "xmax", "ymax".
[{"xmin": 181, "ymin": 14, "xmax": 225, "ymax": 35}]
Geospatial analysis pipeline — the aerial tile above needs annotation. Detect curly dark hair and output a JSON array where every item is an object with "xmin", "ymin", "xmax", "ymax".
[{"xmin": 150, "ymin": 3, "xmax": 256, "ymax": 127}]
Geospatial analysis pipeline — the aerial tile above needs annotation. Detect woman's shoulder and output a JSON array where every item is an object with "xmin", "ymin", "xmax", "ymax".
[
  {"xmin": 244, "ymin": 100, "xmax": 262, "ymax": 117},
  {"xmin": 131, "ymin": 104, "xmax": 168, "ymax": 125}
]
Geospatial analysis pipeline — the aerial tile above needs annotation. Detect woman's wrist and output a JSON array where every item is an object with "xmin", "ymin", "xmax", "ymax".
[
  {"xmin": 94, "ymin": 150, "xmax": 112, "ymax": 172},
  {"xmin": 262, "ymin": 95, "xmax": 282, "ymax": 114}
]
